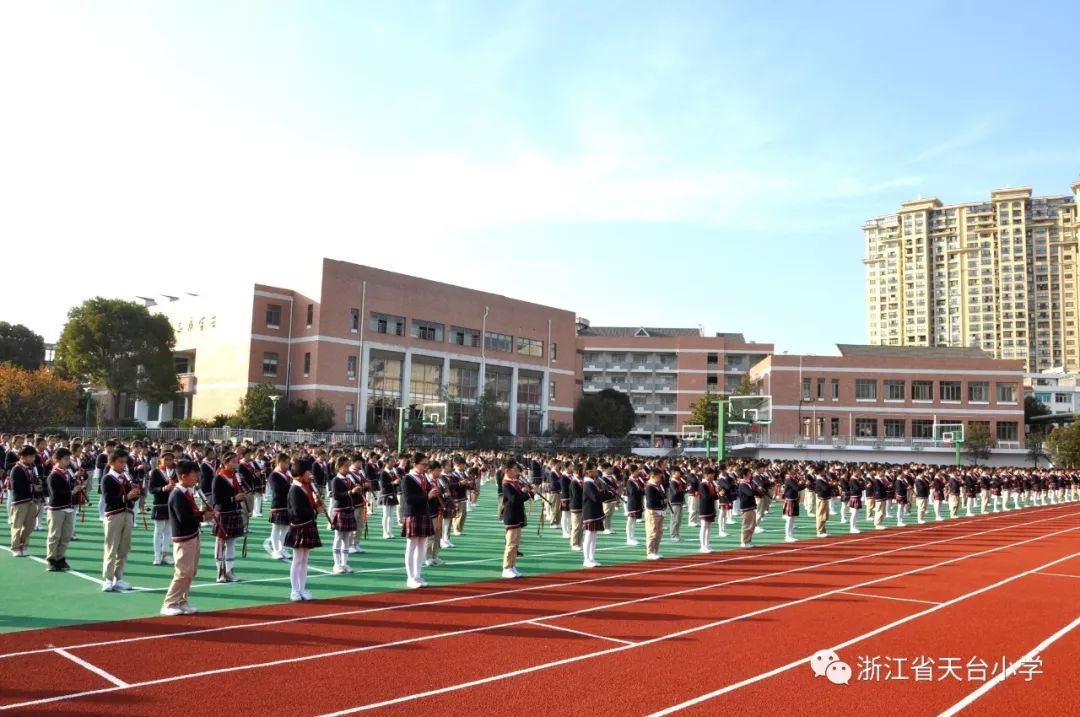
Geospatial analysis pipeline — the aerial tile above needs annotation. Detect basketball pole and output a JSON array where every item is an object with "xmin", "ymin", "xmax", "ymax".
[
  {"xmin": 713, "ymin": 399, "xmax": 727, "ymax": 463},
  {"xmin": 955, "ymin": 438, "xmax": 963, "ymax": 467}
]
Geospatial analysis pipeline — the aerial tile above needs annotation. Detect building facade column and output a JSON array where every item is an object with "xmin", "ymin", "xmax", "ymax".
[
  {"xmin": 400, "ymin": 349, "xmax": 413, "ymax": 410},
  {"xmin": 540, "ymin": 368, "xmax": 550, "ymax": 433},
  {"xmin": 508, "ymin": 365, "xmax": 519, "ymax": 435},
  {"xmin": 441, "ymin": 355, "xmax": 451, "ymax": 397},
  {"xmin": 358, "ymin": 344, "xmax": 372, "ymax": 433}
]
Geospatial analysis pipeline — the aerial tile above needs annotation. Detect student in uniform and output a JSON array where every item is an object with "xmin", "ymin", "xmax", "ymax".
[
  {"xmin": 161, "ymin": 460, "xmax": 215, "ymax": 616},
  {"xmin": 148, "ymin": 452, "xmax": 177, "ymax": 566},
  {"xmin": 737, "ymin": 469, "xmax": 762, "ymax": 548},
  {"xmin": 267, "ymin": 452, "xmax": 292, "ymax": 560},
  {"xmin": 696, "ymin": 467, "xmax": 718, "ymax": 553},
  {"xmin": 501, "ymin": 461, "xmax": 530, "ymax": 578},
  {"xmin": 781, "ymin": 470, "xmax": 802, "ymax": 543},
  {"xmin": 568, "ymin": 463, "xmax": 585, "ymax": 552},
  {"xmin": 847, "ymin": 471, "xmax": 864, "ymax": 534},
  {"xmin": 379, "ymin": 459, "xmax": 400, "ymax": 540},
  {"xmin": 716, "ymin": 469, "xmax": 735, "ymax": 538},
  {"xmin": 285, "ymin": 457, "xmax": 323, "ymax": 601},
  {"xmin": 45, "ymin": 447, "xmax": 80, "ymax": 571},
  {"xmin": 667, "ymin": 467, "xmax": 686, "ymax": 542},
  {"xmin": 624, "ymin": 469, "xmax": 645, "ymax": 547},
  {"xmin": 101, "ymin": 449, "xmax": 139, "ymax": 592},
  {"xmin": 211, "ymin": 452, "xmax": 246, "ymax": 583},
  {"xmin": 8, "ymin": 446, "xmax": 39, "ymax": 557},
  {"xmin": 599, "ymin": 463, "xmax": 619, "ymax": 535},
  {"xmin": 893, "ymin": 473, "xmax": 909, "ymax": 527},
  {"xmin": 558, "ymin": 462, "xmax": 573, "ymax": 539},
  {"xmin": 402, "ymin": 453, "xmax": 438, "ymax": 589},
  {"xmin": 330, "ymin": 456, "xmax": 360, "ymax": 574},
  {"xmin": 812, "ymin": 469, "xmax": 832, "ymax": 537},
  {"xmin": 426, "ymin": 460, "xmax": 449, "ymax": 567},
  {"xmin": 643, "ymin": 469, "xmax": 666, "ymax": 560},
  {"xmin": 913, "ymin": 472, "xmax": 930, "ymax": 524},
  {"xmin": 581, "ymin": 463, "xmax": 605, "ymax": 568}
]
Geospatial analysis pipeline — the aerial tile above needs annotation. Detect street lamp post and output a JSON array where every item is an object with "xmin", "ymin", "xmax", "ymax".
[
  {"xmin": 269, "ymin": 394, "xmax": 282, "ymax": 431},
  {"xmin": 396, "ymin": 406, "xmax": 407, "ymax": 455}
]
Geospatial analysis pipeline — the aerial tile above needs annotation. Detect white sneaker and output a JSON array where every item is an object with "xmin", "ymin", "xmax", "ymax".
[
  {"xmin": 179, "ymin": 603, "xmax": 199, "ymax": 615},
  {"xmin": 874, "ymin": 525, "xmax": 886, "ymax": 530},
  {"xmin": 353, "ymin": 546, "xmax": 366, "ymax": 554},
  {"xmin": 561, "ymin": 532, "xmax": 571, "ymax": 539},
  {"xmin": 406, "ymin": 579, "xmax": 423, "ymax": 589},
  {"xmin": 571, "ymin": 545, "xmax": 582, "ymax": 551},
  {"xmin": 332, "ymin": 565, "xmax": 349, "ymax": 574},
  {"xmin": 511, "ymin": 566, "xmax": 523, "ymax": 577},
  {"xmin": 626, "ymin": 539, "xmax": 639, "ymax": 546},
  {"xmin": 740, "ymin": 542, "xmax": 752, "ymax": 549},
  {"xmin": 113, "ymin": 580, "xmax": 132, "ymax": 591},
  {"xmin": 816, "ymin": 532, "xmax": 827, "ymax": 538},
  {"xmin": 417, "ymin": 578, "xmax": 429, "ymax": 587},
  {"xmin": 670, "ymin": 536, "xmax": 682, "ymax": 543},
  {"xmin": 440, "ymin": 540, "xmax": 454, "ymax": 549},
  {"xmin": 754, "ymin": 526, "xmax": 764, "ymax": 535},
  {"xmin": 290, "ymin": 591, "xmax": 304, "ymax": 602},
  {"xmin": 699, "ymin": 547, "xmax": 713, "ymax": 554},
  {"xmin": 430, "ymin": 558, "xmax": 446, "ymax": 566},
  {"xmin": 646, "ymin": 553, "xmax": 662, "ymax": 560},
  {"xmin": 718, "ymin": 530, "xmax": 727, "ymax": 538},
  {"xmin": 101, "ymin": 579, "xmax": 116, "ymax": 592},
  {"xmin": 153, "ymin": 558, "xmax": 163, "ymax": 566},
  {"xmin": 785, "ymin": 536, "xmax": 798, "ymax": 543},
  {"xmin": 850, "ymin": 528, "xmax": 861, "ymax": 534},
  {"xmin": 160, "ymin": 606, "xmax": 184, "ymax": 616},
  {"xmin": 602, "ymin": 530, "xmax": 613, "ymax": 535},
  {"xmin": 347, "ymin": 546, "xmax": 359, "ymax": 554},
  {"xmin": 501, "ymin": 568, "xmax": 518, "ymax": 579},
  {"xmin": 164, "ymin": 557, "xmax": 174, "ymax": 566},
  {"xmin": 452, "ymin": 530, "xmax": 462, "ymax": 536},
  {"xmin": 583, "ymin": 560, "xmax": 600, "ymax": 568},
  {"xmin": 271, "ymin": 551, "xmax": 288, "ymax": 561},
  {"xmin": 301, "ymin": 590, "xmax": 313, "ymax": 601}
]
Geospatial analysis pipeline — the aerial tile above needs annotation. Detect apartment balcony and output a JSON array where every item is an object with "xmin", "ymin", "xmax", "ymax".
[{"xmin": 177, "ymin": 373, "xmax": 197, "ymax": 394}]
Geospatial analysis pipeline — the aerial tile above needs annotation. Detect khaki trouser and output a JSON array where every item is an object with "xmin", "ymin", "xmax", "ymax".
[
  {"xmin": 815, "ymin": 497, "xmax": 829, "ymax": 534},
  {"xmin": 874, "ymin": 500, "xmax": 886, "ymax": 527},
  {"xmin": 9, "ymin": 502, "xmax": 36, "ymax": 552},
  {"xmin": 427, "ymin": 519, "xmax": 442, "ymax": 562},
  {"xmin": 503, "ymin": 527, "xmax": 521, "ymax": 569},
  {"xmin": 102, "ymin": 512, "xmax": 133, "ymax": 581},
  {"xmin": 688, "ymin": 497, "xmax": 699, "ymax": 525},
  {"xmin": 741, "ymin": 508, "xmax": 757, "ymax": 545},
  {"xmin": 949, "ymin": 494, "xmax": 960, "ymax": 517},
  {"xmin": 570, "ymin": 511, "xmax": 583, "ymax": 548},
  {"xmin": 803, "ymin": 489, "xmax": 816, "ymax": 513},
  {"xmin": 602, "ymin": 500, "xmax": 616, "ymax": 531},
  {"xmin": 452, "ymin": 500, "xmax": 467, "ymax": 533},
  {"xmin": 980, "ymin": 489, "xmax": 989, "ymax": 513},
  {"xmin": 645, "ymin": 510, "xmax": 663, "ymax": 555},
  {"xmin": 916, "ymin": 496, "xmax": 928, "ymax": 522},
  {"xmin": 756, "ymin": 494, "xmax": 772, "ymax": 524},
  {"xmin": 163, "ymin": 536, "xmax": 200, "ymax": 609},
  {"xmin": 669, "ymin": 505, "xmax": 683, "ymax": 539},
  {"xmin": 544, "ymin": 492, "xmax": 561, "ymax": 524},
  {"xmin": 46, "ymin": 509, "xmax": 74, "ymax": 561}
]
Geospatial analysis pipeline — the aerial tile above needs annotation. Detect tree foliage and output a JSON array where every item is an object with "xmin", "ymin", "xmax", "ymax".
[
  {"xmin": 1024, "ymin": 395, "xmax": 1051, "ymax": 425},
  {"xmin": 465, "ymin": 387, "xmax": 509, "ymax": 446},
  {"xmin": 54, "ymin": 298, "xmax": 178, "ymax": 423},
  {"xmin": 573, "ymin": 388, "xmax": 634, "ymax": 437},
  {"xmin": 0, "ymin": 322, "xmax": 45, "ymax": 371},
  {"xmin": 688, "ymin": 390, "xmax": 726, "ymax": 432},
  {"xmin": 234, "ymin": 383, "xmax": 279, "ymax": 428},
  {"xmin": 964, "ymin": 422, "xmax": 994, "ymax": 464},
  {"xmin": 1047, "ymin": 421, "xmax": 1080, "ymax": 468},
  {"xmin": 0, "ymin": 365, "xmax": 79, "ymax": 430}
]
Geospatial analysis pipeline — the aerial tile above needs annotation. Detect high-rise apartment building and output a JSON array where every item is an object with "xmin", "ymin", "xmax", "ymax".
[{"xmin": 865, "ymin": 182, "xmax": 1080, "ymax": 371}]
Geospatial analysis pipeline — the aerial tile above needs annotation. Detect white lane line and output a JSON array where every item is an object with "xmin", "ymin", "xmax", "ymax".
[
  {"xmin": 1, "ymin": 546, "xmax": 108, "ymax": 588},
  {"xmin": 648, "ymin": 550, "xmax": 1080, "ymax": 716},
  {"xmin": 938, "ymin": 613, "xmax": 1080, "ymax": 717},
  {"xmin": 527, "ymin": 620, "xmax": 636, "ymax": 646},
  {"xmin": 839, "ymin": 591, "xmax": 943, "ymax": 606},
  {"xmin": 4, "ymin": 502, "xmax": 1069, "ymax": 660},
  {"xmin": 3, "ymin": 510, "xmax": 1073, "ymax": 713},
  {"xmin": 1033, "ymin": 571, "xmax": 1080, "ymax": 580},
  {"xmin": 54, "ymin": 648, "xmax": 129, "ymax": 687}
]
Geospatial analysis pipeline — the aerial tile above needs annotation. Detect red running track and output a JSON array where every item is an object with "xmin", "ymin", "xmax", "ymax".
[{"xmin": 1, "ymin": 503, "xmax": 1078, "ymax": 716}]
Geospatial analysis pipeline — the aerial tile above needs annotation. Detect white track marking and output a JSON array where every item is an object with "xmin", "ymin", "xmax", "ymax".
[
  {"xmin": 54, "ymin": 648, "xmax": 129, "ymax": 687},
  {"xmin": 526, "ymin": 620, "xmax": 635, "ymax": 646},
  {"xmin": 839, "ymin": 591, "xmax": 943, "ymax": 606},
  {"xmin": 3, "ymin": 502, "xmax": 1069, "ymax": 661},
  {"xmin": 1033, "ymin": 571, "xmax": 1080, "ymax": 580},
  {"xmin": 2, "ymin": 512, "xmax": 1075, "ymax": 713},
  {"xmin": 648, "ymin": 550, "xmax": 1080, "ymax": 715},
  {"xmin": 322, "ymin": 545, "xmax": 1080, "ymax": 716},
  {"xmin": 938, "ymin": 614, "xmax": 1080, "ymax": 717},
  {"xmin": 1, "ymin": 546, "xmax": 109, "ymax": 588}
]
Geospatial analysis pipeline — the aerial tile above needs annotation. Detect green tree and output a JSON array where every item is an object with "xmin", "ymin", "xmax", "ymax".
[
  {"xmin": 1027, "ymin": 429, "xmax": 1049, "ymax": 468},
  {"xmin": 573, "ymin": 388, "xmax": 634, "ymax": 437},
  {"xmin": 732, "ymin": 373, "xmax": 759, "ymax": 396},
  {"xmin": 1047, "ymin": 421, "xmax": 1080, "ymax": 467},
  {"xmin": 466, "ymin": 387, "xmax": 508, "ymax": 446},
  {"xmin": 0, "ymin": 364, "xmax": 79, "ymax": 430},
  {"xmin": 688, "ymin": 390, "xmax": 726, "ymax": 432},
  {"xmin": 234, "ymin": 383, "xmax": 279, "ymax": 428},
  {"xmin": 284, "ymin": 398, "xmax": 335, "ymax": 431},
  {"xmin": 54, "ymin": 298, "xmax": 178, "ymax": 424},
  {"xmin": 0, "ymin": 322, "xmax": 45, "ymax": 370},
  {"xmin": 964, "ymin": 422, "xmax": 994, "ymax": 464}
]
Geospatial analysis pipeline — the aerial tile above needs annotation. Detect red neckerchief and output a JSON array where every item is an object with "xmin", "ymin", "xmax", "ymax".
[
  {"xmin": 184, "ymin": 488, "xmax": 199, "ymax": 513},
  {"xmin": 112, "ymin": 471, "xmax": 130, "ymax": 494},
  {"xmin": 411, "ymin": 471, "xmax": 428, "ymax": 492},
  {"xmin": 299, "ymin": 479, "xmax": 316, "ymax": 507},
  {"xmin": 220, "ymin": 469, "xmax": 240, "ymax": 492}
]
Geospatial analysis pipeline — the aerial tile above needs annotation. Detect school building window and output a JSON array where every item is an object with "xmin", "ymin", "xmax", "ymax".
[
  {"xmin": 831, "ymin": 379, "xmax": 839, "ymax": 400},
  {"xmin": 450, "ymin": 326, "xmax": 481, "ymax": 347},
  {"xmin": 884, "ymin": 419, "xmax": 905, "ymax": 438},
  {"xmin": 816, "ymin": 378, "xmax": 824, "ymax": 400},
  {"xmin": 347, "ymin": 355, "xmax": 357, "ymax": 379},
  {"xmin": 884, "ymin": 380, "xmax": 905, "ymax": 401},
  {"xmin": 855, "ymin": 418, "xmax": 878, "ymax": 437},
  {"xmin": 552, "ymin": 343, "xmax": 558, "ymax": 361},
  {"xmin": 306, "ymin": 303, "xmax": 314, "ymax": 327},
  {"xmin": 830, "ymin": 417, "xmax": 840, "ymax": 436},
  {"xmin": 262, "ymin": 352, "xmax": 279, "ymax": 377},
  {"xmin": 912, "ymin": 380, "xmax": 933, "ymax": 401},
  {"xmin": 940, "ymin": 381, "xmax": 961, "ymax": 402},
  {"xmin": 411, "ymin": 319, "xmax": 444, "ymax": 342},
  {"xmin": 802, "ymin": 378, "xmax": 812, "ymax": 400},
  {"xmin": 484, "ymin": 331, "xmax": 513, "ymax": 353},
  {"xmin": 266, "ymin": 304, "xmax": 282, "ymax": 328},
  {"xmin": 344, "ymin": 403, "xmax": 355, "ymax": 426},
  {"xmin": 350, "ymin": 308, "xmax": 360, "ymax": 332},
  {"xmin": 371, "ymin": 312, "xmax": 405, "ymax": 336},
  {"xmin": 303, "ymin": 352, "xmax": 311, "ymax": 376},
  {"xmin": 968, "ymin": 381, "xmax": 989, "ymax": 402},
  {"xmin": 855, "ymin": 379, "xmax": 877, "ymax": 400},
  {"xmin": 996, "ymin": 382, "xmax": 1018, "ymax": 402},
  {"xmin": 912, "ymin": 419, "xmax": 934, "ymax": 439},
  {"xmin": 996, "ymin": 421, "xmax": 1018, "ymax": 442},
  {"xmin": 517, "ymin": 337, "xmax": 544, "ymax": 358}
]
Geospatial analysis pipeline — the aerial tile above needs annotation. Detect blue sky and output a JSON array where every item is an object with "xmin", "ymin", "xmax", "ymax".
[{"xmin": 2, "ymin": 0, "xmax": 1078, "ymax": 352}]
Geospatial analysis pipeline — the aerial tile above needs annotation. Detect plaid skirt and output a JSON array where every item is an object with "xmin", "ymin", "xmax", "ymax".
[
  {"xmin": 285, "ymin": 521, "xmax": 322, "ymax": 549},
  {"xmin": 783, "ymin": 498, "xmax": 799, "ymax": 517},
  {"xmin": 214, "ymin": 510, "xmax": 246, "ymax": 539},
  {"xmin": 848, "ymin": 495, "xmax": 863, "ymax": 509},
  {"xmin": 583, "ymin": 517, "xmax": 605, "ymax": 532},
  {"xmin": 268, "ymin": 508, "xmax": 290, "ymax": 526},
  {"xmin": 401, "ymin": 515, "xmax": 435, "ymax": 538},
  {"xmin": 331, "ymin": 508, "xmax": 358, "ymax": 533}
]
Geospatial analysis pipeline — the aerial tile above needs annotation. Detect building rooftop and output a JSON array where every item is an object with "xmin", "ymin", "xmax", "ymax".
[
  {"xmin": 577, "ymin": 326, "xmax": 702, "ymax": 338},
  {"xmin": 836, "ymin": 344, "xmax": 994, "ymax": 359}
]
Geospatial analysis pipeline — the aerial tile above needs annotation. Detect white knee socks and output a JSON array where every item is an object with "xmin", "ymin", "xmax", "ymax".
[{"xmin": 290, "ymin": 548, "xmax": 309, "ymax": 593}]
